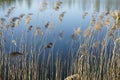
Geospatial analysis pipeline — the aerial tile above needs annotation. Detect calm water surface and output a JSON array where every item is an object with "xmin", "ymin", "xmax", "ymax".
[{"xmin": 0, "ymin": 0, "xmax": 120, "ymax": 55}]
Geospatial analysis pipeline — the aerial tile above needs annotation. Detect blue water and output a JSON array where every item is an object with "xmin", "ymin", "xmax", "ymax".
[{"xmin": 0, "ymin": 0, "xmax": 120, "ymax": 55}]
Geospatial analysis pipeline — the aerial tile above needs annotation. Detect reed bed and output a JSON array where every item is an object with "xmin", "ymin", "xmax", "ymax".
[{"xmin": 0, "ymin": 2, "xmax": 120, "ymax": 80}]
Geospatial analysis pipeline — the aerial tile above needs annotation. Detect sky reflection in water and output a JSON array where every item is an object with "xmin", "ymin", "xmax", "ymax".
[{"xmin": 0, "ymin": 0, "xmax": 120, "ymax": 54}]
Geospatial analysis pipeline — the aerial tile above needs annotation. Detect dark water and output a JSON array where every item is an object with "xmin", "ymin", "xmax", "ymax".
[{"xmin": 0, "ymin": 0, "xmax": 120, "ymax": 54}]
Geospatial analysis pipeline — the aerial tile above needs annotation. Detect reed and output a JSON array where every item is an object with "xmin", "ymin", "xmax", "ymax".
[{"xmin": 0, "ymin": 3, "xmax": 120, "ymax": 80}]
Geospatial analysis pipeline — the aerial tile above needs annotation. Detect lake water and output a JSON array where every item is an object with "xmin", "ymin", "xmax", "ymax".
[
  {"xmin": 0, "ymin": 0, "xmax": 120, "ymax": 80},
  {"xmin": 0, "ymin": 0, "xmax": 120, "ymax": 54}
]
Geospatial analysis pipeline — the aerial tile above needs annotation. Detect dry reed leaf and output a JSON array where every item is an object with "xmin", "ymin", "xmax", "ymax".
[
  {"xmin": 11, "ymin": 17, "xmax": 20, "ymax": 22},
  {"xmin": 105, "ymin": 19, "xmax": 110, "ymax": 26},
  {"xmin": 94, "ymin": 21, "xmax": 103, "ymax": 31},
  {"xmin": 82, "ymin": 11, "xmax": 88, "ymax": 18},
  {"xmin": 80, "ymin": 44, "xmax": 87, "ymax": 54},
  {"xmin": 45, "ymin": 21, "xmax": 54, "ymax": 29},
  {"xmin": 115, "ymin": 16, "xmax": 120, "ymax": 25},
  {"xmin": 104, "ymin": 11, "xmax": 109, "ymax": 15},
  {"xmin": 15, "ymin": 19, "xmax": 20, "ymax": 27},
  {"xmin": 25, "ymin": 15, "xmax": 31, "ymax": 24},
  {"xmin": 110, "ymin": 11, "xmax": 117, "ymax": 20},
  {"xmin": 34, "ymin": 27, "xmax": 41, "ymax": 36},
  {"xmin": 110, "ymin": 10, "xmax": 120, "ymax": 20},
  {"xmin": 40, "ymin": 0, "xmax": 48, "ymax": 11},
  {"xmin": 58, "ymin": 30, "xmax": 64, "ymax": 40},
  {"xmin": 45, "ymin": 42, "xmax": 53, "ymax": 49},
  {"xmin": 112, "ymin": 37, "xmax": 120, "ymax": 63},
  {"xmin": 108, "ymin": 30, "xmax": 114, "ymax": 37},
  {"xmin": 58, "ymin": 12, "xmax": 65, "ymax": 22},
  {"xmin": 53, "ymin": 1, "xmax": 62, "ymax": 11},
  {"xmin": 64, "ymin": 74, "xmax": 80, "ymax": 80},
  {"xmin": 84, "ymin": 28, "xmax": 90, "ymax": 37},
  {"xmin": 92, "ymin": 41, "xmax": 100, "ymax": 48},
  {"xmin": 115, "ymin": 10, "xmax": 120, "ymax": 17},
  {"xmin": 90, "ymin": 17, "xmax": 96, "ymax": 26},
  {"xmin": 10, "ymin": 22, "xmax": 15, "ymax": 28},
  {"xmin": 72, "ymin": 27, "xmax": 81, "ymax": 39},
  {"xmin": 111, "ymin": 23, "xmax": 117, "ymax": 30},
  {"xmin": 28, "ymin": 25, "xmax": 32, "ymax": 31},
  {"xmin": 10, "ymin": 51, "xmax": 23, "ymax": 57},
  {"xmin": 19, "ymin": 13, "xmax": 25, "ymax": 18}
]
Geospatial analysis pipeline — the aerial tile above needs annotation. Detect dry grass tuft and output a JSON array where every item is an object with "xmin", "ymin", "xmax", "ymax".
[{"xmin": 64, "ymin": 74, "xmax": 80, "ymax": 80}]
